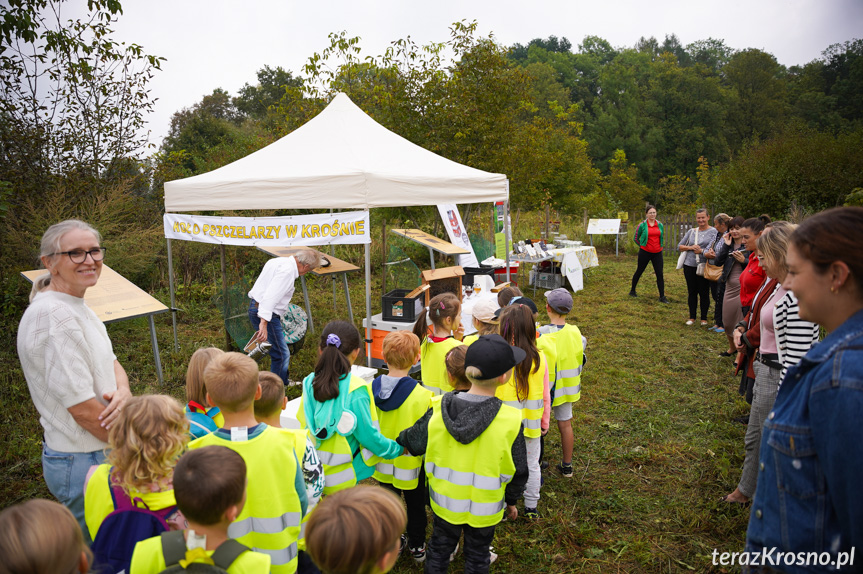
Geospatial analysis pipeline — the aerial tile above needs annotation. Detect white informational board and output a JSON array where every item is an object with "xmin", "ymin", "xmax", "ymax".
[
  {"xmin": 586, "ymin": 219, "xmax": 621, "ymax": 235},
  {"xmin": 562, "ymin": 251, "xmax": 584, "ymax": 292},
  {"xmin": 438, "ymin": 204, "xmax": 480, "ymax": 267}
]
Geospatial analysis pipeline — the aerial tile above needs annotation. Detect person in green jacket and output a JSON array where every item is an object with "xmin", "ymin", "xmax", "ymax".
[{"xmin": 630, "ymin": 205, "xmax": 668, "ymax": 303}]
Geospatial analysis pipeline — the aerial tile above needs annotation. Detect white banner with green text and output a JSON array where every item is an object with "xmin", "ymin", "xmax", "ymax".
[{"xmin": 163, "ymin": 211, "xmax": 371, "ymax": 246}]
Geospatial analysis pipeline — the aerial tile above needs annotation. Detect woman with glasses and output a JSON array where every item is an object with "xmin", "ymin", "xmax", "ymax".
[{"xmin": 17, "ymin": 219, "xmax": 131, "ymax": 542}]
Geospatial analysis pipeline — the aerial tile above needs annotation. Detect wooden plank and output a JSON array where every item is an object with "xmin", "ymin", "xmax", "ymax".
[
  {"xmin": 21, "ymin": 265, "xmax": 168, "ymax": 324},
  {"xmin": 390, "ymin": 228, "xmax": 470, "ymax": 255},
  {"xmin": 256, "ymin": 246, "xmax": 360, "ymax": 275}
]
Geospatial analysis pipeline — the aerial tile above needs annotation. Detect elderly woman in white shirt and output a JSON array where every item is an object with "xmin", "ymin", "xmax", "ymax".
[{"xmin": 17, "ymin": 220, "xmax": 131, "ymax": 541}]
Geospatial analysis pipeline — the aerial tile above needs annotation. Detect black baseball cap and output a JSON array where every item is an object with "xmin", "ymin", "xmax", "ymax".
[{"xmin": 464, "ymin": 334, "xmax": 527, "ymax": 379}]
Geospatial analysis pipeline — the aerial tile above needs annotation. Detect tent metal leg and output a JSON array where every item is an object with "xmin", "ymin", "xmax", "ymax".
[
  {"xmin": 220, "ymin": 245, "xmax": 230, "ymax": 351},
  {"xmin": 166, "ymin": 238, "xmax": 179, "ymax": 351},
  {"xmin": 343, "ymin": 272, "xmax": 354, "ymax": 323},
  {"xmin": 365, "ymin": 243, "xmax": 372, "ymax": 367},
  {"xmin": 505, "ymin": 200, "xmax": 511, "ymax": 282},
  {"xmin": 427, "ymin": 246, "xmax": 435, "ymax": 270},
  {"xmin": 148, "ymin": 315, "xmax": 164, "ymax": 385},
  {"xmin": 301, "ymin": 276, "xmax": 314, "ymax": 333}
]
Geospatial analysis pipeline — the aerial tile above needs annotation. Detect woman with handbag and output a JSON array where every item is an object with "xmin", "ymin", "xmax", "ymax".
[
  {"xmin": 677, "ymin": 209, "xmax": 718, "ymax": 326},
  {"xmin": 629, "ymin": 205, "xmax": 668, "ymax": 303},
  {"xmin": 704, "ymin": 213, "xmax": 731, "ymax": 332}
]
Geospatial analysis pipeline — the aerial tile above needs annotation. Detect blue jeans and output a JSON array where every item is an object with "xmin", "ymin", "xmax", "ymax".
[
  {"xmin": 249, "ymin": 299, "xmax": 290, "ymax": 384},
  {"xmin": 42, "ymin": 443, "xmax": 106, "ymax": 544}
]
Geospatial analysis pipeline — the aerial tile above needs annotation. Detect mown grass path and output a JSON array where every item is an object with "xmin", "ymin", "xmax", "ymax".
[{"xmin": 0, "ymin": 251, "xmax": 751, "ymax": 572}]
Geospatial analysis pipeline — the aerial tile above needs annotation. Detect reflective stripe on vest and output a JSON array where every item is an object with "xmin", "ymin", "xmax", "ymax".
[
  {"xmin": 523, "ymin": 398, "xmax": 544, "ymax": 410},
  {"xmin": 323, "ymin": 465, "xmax": 357, "ymax": 491},
  {"xmin": 503, "ymin": 400, "xmax": 523, "ymax": 409},
  {"xmin": 558, "ymin": 366, "xmax": 583, "ymax": 379},
  {"xmin": 255, "ymin": 543, "xmax": 299, "ymax": 567},
  {"xmin": 429, "ymin": 489, "xmax": 506, "ymax": 517},
  {"xmin": 317, "ymin": 450, "xmax": 352, "ymax": 466},
  {"xmin": 523, "ymin": 418, "xmax": 542, "ymax": 429},
  {"xmin": 229, "ymin": 512, "xmax": 302, "ymax": 537},
  {"xmin": 376, "ymin": 462, "xmax": 421, "ymax": 483},
  {"xmin": 426, "ymin": 461, "xmax": 512, "ymax": 491}
]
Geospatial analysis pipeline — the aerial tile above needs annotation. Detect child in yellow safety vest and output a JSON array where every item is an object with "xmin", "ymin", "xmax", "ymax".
[
  {"xmin": 413, "ymin": 293, "xmax": 464, "ymax": 395},
  {"xmin": 536, "ymin": 288, "xmax": 587, "ymax": 479},
  {"xmin": 370, "ymin": 331, "xmax": 432, "ymax": 564},
  {"xmin": 188, "ymin": 352, "xmax": 307, "ymax": 574},
  {"xmin": 498, "ymin": 304, "xmax": 551, "ymax": 519},
  {"xmin": 130, "ymin": 446, "xmax": 271, "ymax": 574},
  {"xmin": 397, "ymin": 334, "xmax": 528, "ymax": 574},
  {"xmin": 254, "ymin": 372, "xmax": 325, "ymax": 574},
  {"xmin": 298, "ymin": 321, "xmax": 404, "ymax": 497}
]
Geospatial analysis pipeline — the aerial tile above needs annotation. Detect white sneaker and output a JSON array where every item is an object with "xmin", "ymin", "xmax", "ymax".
[{"xmin": 489, "ymin": 547, "xmax": 498, "ymax": 564}]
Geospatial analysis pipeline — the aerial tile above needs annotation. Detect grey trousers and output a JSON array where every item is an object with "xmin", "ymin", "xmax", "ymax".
[{"xmin": 738, "ymin": 360, "xmax": 781, "ymax": 498}]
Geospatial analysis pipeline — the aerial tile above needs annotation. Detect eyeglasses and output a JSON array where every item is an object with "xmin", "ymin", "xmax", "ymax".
[{"xmin": 51, "ymin": 247, "xmax": 107, "ymax": 263}]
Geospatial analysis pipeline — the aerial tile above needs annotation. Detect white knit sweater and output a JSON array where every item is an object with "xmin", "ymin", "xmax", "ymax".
[{"xmin": 17, "ymin": 290, "xmax": 117, "ymax": 453}]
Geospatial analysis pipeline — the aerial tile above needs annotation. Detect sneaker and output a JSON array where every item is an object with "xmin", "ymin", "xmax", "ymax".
[
  {"xmin": 539, "ymin": 460, "xmax": 549, "ymax": 471},
  {"xmin": 489, "ymin": 547, "xmax": 498, "ymax": 565},
  {"xmin": 685, "ymin": 319, "xmax": 695, "ymax": 326},
  {"xmin": 714, "ymin": 327, "xmax": 725, "ymax": 333},
  {"xmin": 410, "ymin": 544, "xmax": 426, "ymax": 563},
  {"xmin": 449, "ymin": 542, "xmax": 459, "ymax": 562},
  {"xmin": 524, "ymin": 507, "xmax": 539, "ymax": 519},
  {"xmin": 399, "ymin": 534, "xmax": 407, "ymax": 555},
  {"xmin": 628, "ymin": 290, "xmax": 637, "ymax": 297},
  {"xmin": 557, "ymin": 462, "xmax": 573, "ymax": 478},
  {"xmin": 659, "ymin": 296, "xmax": 669, "ymax": 303}
]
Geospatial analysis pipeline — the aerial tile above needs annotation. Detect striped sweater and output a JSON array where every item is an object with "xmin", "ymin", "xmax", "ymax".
[{"xmin": 774, "ymin": 291, "xmax": 820, "ymax": 384}]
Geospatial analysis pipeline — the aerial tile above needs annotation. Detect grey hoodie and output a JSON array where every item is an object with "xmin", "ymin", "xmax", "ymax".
[{"xmin": 397, "ymin": 391, "xmax": 528, "ymax": 507}]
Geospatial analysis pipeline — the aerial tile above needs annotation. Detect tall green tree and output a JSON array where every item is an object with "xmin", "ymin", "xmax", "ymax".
[{"xmin": 723, "ymin": 49, "xmax": 788, "ymax": 149}]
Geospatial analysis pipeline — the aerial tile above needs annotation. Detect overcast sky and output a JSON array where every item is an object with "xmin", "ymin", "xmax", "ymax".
[{"xmin": 101, "ymin": 0, "xmax": 862, "ymax": 149}]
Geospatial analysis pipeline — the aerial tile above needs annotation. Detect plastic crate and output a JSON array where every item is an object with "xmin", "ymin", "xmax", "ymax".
[
  {"xmin": 462, "ymin": 266, "xmax": 495, "ymax": 287},
  {"xmin": 535, "ymin": 272, "xmax": 564, "ymax": 290},
  {"xmin": 381, "ymin": 289, "xmax": 424, "ymax": 322}
]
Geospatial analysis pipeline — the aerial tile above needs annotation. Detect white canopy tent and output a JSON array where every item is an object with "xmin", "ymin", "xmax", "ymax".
[{"xmin": 164, "ymin": 93, "xmax": 511, "ymax": 364}]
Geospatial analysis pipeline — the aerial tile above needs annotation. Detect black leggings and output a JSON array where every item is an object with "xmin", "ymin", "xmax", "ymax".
[
  {"xmin": 631, "ymin": 249, "xmax": 665, "ymax": 297},
  {"xmin": 380, "ymin": 466, "xmax": 428, "ymax": 548},
  {"xmin": 711, "ymin": 279, "xmax": 726, "ymax": 327},
  {"xmin": 683, "ymin": 265, "xmax": 711, "ymax": 320}
]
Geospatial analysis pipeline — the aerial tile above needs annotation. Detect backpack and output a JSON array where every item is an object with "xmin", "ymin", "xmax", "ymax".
[
  {"xmin": 90, "ymin": 470, "xmax": 178, "ymax": 574},
  {"xmin": 158, "ymin": 530, "xmax": 250, "ymax": 573}
]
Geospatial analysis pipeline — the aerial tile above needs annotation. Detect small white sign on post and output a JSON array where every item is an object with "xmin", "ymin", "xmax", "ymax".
[
  {"xmin": 587, "ymin": 218, "xmax": 623, "ymax": 256},
  {"xmin": 562, "ymin": 251, "xmax": 584, "ymax": 293}
]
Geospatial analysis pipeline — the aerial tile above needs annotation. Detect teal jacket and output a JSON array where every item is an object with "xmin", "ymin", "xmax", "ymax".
[
  {"xmin": 633, "ymin": 220, "xmax": 664, "ymax": 248},
  {"xmin": 301, "ymin": 372, "xmax": 403, "ymax": 481}
]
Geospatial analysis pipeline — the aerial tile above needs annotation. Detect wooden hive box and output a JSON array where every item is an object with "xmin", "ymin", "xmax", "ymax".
[{"xmin": 420, "ymin": 266, "xmax": 465, "ymax": 306}]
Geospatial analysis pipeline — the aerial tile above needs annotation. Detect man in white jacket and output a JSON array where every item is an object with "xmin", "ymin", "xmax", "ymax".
[{"xmin": 248, "ymin": 248, "xmax": 322, "ymax": 383}]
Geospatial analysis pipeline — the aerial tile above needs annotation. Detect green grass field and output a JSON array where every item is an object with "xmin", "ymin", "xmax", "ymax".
[{"xmin": 0, "ymin": 250, "xmax": 751, "ymax": 573}]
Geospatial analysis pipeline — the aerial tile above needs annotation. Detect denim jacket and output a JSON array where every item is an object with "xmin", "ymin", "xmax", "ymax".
[{"xmin": 745, "ymin": 308, "xmax": 863, "ymax": 573}]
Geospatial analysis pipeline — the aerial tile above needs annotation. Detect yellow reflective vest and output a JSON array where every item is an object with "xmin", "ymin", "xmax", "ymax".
[
  {"xmin": 298, "ymin": 375, "xmax": 381, "ymax": 495},
  {"xmin": 537, "ymin": 323, "xmax": 584, "ymax": 407},
  {"xmin": 373, "ymin": 383, "xmax": 433, "ymax": 490},
  {"xmin": 83, "ymin": 464, "xmax": 176, "ymax": 542},
  {"xmin": 190, "ymin": 425, "xmax": 303, "ymax": 574},
  {"xmin": 425, "ymin": 400, "xmax": 521, "ymax": 528},
  {"xmin": 495, "ymin": 351, "xmax": 547, "ymax": 438},
  {"xmin": 420, "ymin": 337, "xmax": 464, "ymax": 395}
]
